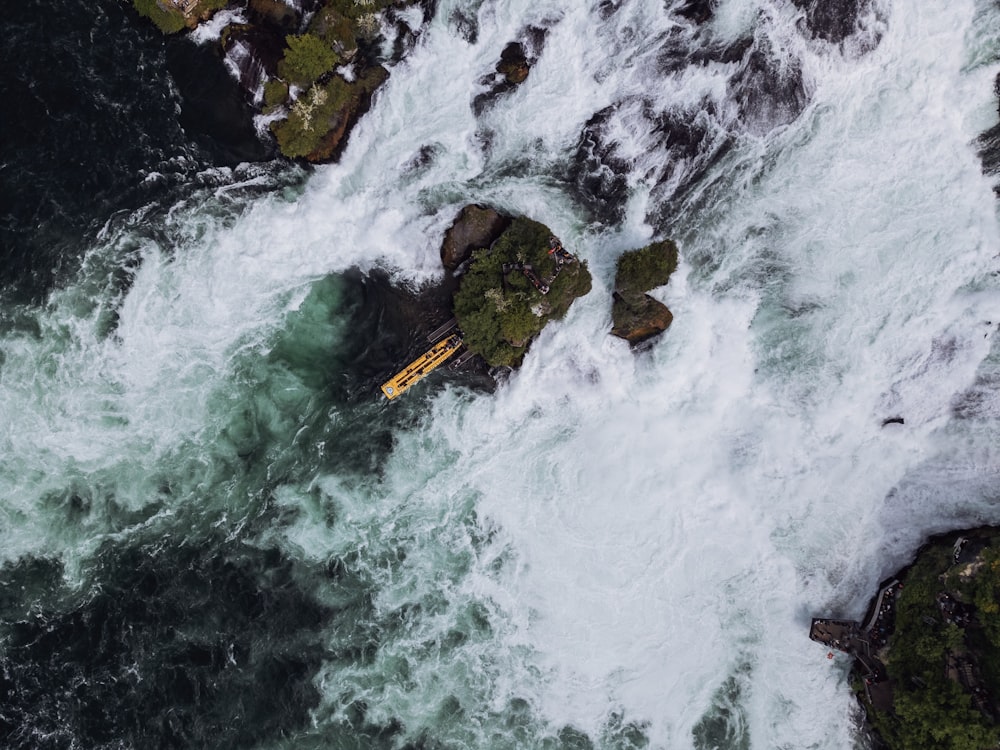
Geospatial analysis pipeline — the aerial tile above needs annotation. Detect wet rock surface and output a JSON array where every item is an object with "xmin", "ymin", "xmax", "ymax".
[
  {"xmin": 567, "ymin": 106, "xmax": 633, "ymax": 228},
  {"xmin": 611, "ymin": 293, "xmax": 674, "ymax": 345},
  {"xmin": 791, "ymin": 0, "xmax": 864, "ymax": 43},
  {"xmin": 472, "ymin": 29, "xmax": 547, "ymax": 115},
  {"xmin": 440, "ymin": 204, "xmax": 512, "ymax": 271},
  {"xmin": 730, "ymin": 39, "xmax": 808, "ymax": 135},
  {"xmin": 674, "ymin": 0, "xmax": 715, "ymax": 25},
  {"xmin": 166, "ymin": 35, "xmax": 274, "ymax": 163}
]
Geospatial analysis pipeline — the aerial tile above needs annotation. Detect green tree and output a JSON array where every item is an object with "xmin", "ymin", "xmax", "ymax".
[
  {"xmin": 132, "ymin": 0, "xmax": 186, "ymax": 33},
  {"xmin": 893, "ymin": 682, "xmax": 998, "ymax": 750},
  {"xmin": 452, "ymin": 219, "xmax": 591, "ymax": 367},
  {"xmin": 263, "ymin": 79, "xmax": 289, "ymax": 110},
  {"xmin": 278, "ymin": 34, "xmax": 339, "ymax": 86}
]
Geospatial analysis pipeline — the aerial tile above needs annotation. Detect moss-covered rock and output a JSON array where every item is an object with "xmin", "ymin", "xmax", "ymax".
[
  {"xmin": 308, "ymin": 6, "xmax": 359, "ymax": 59},
  {"xmin": 440, "ymin": 205, "xmax": 511, "ymax": 270},
  {"xmin": 248, "ymin": 0, "xmax": 297, "ymax": 26},
  {"xmin": 262, "ymin": 79, "xmax": 289, "ymax": 111},
  {"xmin": 610, "ymin": 239, "xmax": 679, "ymax": 346},
  {"xmin": 132, "ymin": 0, "xmax": 422, "ymax": 163},
  {"xmin": 452, "ymin": 217, "xmax": 592, "ymax": 368}
]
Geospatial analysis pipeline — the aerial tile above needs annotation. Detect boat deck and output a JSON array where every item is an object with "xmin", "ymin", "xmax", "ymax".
[{"xmin": 381, "ymin": 334, "xmax": 463, "ymax": 399}]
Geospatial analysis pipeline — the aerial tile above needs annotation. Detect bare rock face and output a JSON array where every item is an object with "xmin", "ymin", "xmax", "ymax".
[
  {"xmin": 440, "ymin": 205, "xmax": 511, "ymax": 270},
  {"xmin": 610, "ymin": 293, "xmax": 674, "ymax": 345}
]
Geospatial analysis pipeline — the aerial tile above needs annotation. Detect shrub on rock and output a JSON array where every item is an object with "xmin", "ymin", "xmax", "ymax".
[{"xmin": 453, "ymin": 217, "xmax": 591, "ymax": 368}]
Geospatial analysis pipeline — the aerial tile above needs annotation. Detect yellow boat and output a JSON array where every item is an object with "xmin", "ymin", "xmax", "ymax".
[{"xmin": 381, "ymin": 334, "xmax": 463, "ymax": 399}]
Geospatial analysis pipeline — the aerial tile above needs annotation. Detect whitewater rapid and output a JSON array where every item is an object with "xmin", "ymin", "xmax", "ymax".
[{"xmin": 3, "ymin": 0, "xmax": 1000, "ymax": 747}]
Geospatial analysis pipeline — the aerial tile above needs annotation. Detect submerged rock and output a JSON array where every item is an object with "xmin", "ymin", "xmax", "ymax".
[
  {"xmin": 674, "ymin": 0, "xmax": 715, "ymax": 25},
  {"xmin": 567, "ymin": 106, "xmax": 633, "ymax": 227},
  {"xmin": 791, "ymin": 0, "xmax": 865, "ymax": 43},
  {"xmin": 440, "ymin": 204, "xmax": 511, "ymax": 271},
  {"xmin": 610, "ymin": 239, "xmax": 679, "ymax": 346},
  {"xmin": 730, "ymin": 39, "xmax": 807, "ymax": 135}
]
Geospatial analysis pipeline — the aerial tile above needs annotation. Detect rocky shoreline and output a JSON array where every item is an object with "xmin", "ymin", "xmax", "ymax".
[{"xmin": 813, "ymin": 527, "xmax": 1000, "ymax": 750}]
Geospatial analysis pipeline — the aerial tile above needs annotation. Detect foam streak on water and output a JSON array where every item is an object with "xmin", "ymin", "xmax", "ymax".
[{"xmin": 2, "ymin": 0, "xmax": 1000, "ymax": 748}]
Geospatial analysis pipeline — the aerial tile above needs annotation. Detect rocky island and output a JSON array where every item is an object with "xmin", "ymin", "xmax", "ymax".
[
  {"xmin": 446, "ymin": 211, "xmax": 591, "ymax": 369},
  {"xmin": 813, "ymin": 528, "xmax": 1000, "ymax": 750},
  {"xmin": 133, "ymin": 0, "xmax": 423, "ymax": 161},
  {"xmin": 130, "ymin": 0, "xmax": 681, "ymax": 374}
]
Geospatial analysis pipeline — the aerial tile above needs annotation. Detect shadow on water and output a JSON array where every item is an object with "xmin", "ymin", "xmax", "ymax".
[
  {"xmin": 0, "ymin": 536, "xmax": 332, "ymax": 750},
  {"xmin": 249, "ymin": 266, "xmax": 493, "ymax": 482},
  {"xmin": 0, "ymin": 0, "xmax": 274, "ymax": 305}
]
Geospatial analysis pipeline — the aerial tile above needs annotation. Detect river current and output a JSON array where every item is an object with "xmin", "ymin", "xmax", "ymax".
[{"xmin": 3, "ymin": 0, "xmax": 1000, "ymax": 748}]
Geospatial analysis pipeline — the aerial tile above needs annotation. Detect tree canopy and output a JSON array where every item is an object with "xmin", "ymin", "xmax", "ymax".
[{"xmin": 453, "ymin": 217, "xmax": 591, "ymax": 367}]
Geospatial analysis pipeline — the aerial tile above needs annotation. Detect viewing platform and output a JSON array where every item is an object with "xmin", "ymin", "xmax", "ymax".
[{"xmin": 810, "ymin": 578, "xmax": 902, "ymax": 712}]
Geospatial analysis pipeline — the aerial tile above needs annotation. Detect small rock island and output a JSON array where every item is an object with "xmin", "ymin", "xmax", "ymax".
[
  {"xmin": 452, "ymin": 215, "xmax": 592, "ymax": 368},
  {"xmin": 611, "ymin": 239, "xmax": 679, "ymax": 345},
  {"xmin": 812, "ymin": 528, "xmax": 1000, "ymax": 750}
]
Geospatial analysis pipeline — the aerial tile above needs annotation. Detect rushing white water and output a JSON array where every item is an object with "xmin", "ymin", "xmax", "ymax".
[{"xmin": 3, "ymin": 0, "xmax": 1000, "ymax": 747}]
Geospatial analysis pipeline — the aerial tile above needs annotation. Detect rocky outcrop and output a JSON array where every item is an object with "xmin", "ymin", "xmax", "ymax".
[
  {"xmin": 271, "ymin": 66, "xmax": 389, "ymax": 161},
  {"xmin": 611, "ymin": 293, "xmax": 674, "ymax": 345},
  {"xmin": 440, "ymin": 205, "xmax": 511, "ymax": 270},
  {"xmin": 451, "ymin": 214, "xmax": 592, "ymax": 368},
  {"xmin": 496, "ymin": 42, "xmax": 530, "ymax": 85},
  {"xmin": 610, "ymin": 239, "xmax": 679, "ymax": 346},
  {"xmin": 472, "ymin": 32, "xmax": 546, "ymax": 115},
  {"xmin": 133, "ymin": 0, "xmax": 226, "ymax": 34},
  {"xmin": 134, "ymin": 0, "xmax": 424, "ymax": 163}
]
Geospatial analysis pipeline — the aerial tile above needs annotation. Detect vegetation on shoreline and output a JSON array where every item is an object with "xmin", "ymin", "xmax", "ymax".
[
  {"xmin": 615, "ymin": 239, "xmax": 678, "ymax": 294},
  {"xmin": 277, "ymin": 34, "xmax": 340, "ymax": 86},
  {"xmin": 264, "ymin": 0, "xmax": 416, "ymax": 159},
  {"xmin": 867, "ymin": 531, "xmax": 1000, "ymax": 750},
  {"xmin": 270, "ymin": 66, "xmax": 387, "ymax": 159},
  {"xmin": 133, "ymin": 0, "xmax": 420, "ymax": 161},
  {"xmin": 453, "ymin": 217, "xmax": 592, "ymax": 368}
]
